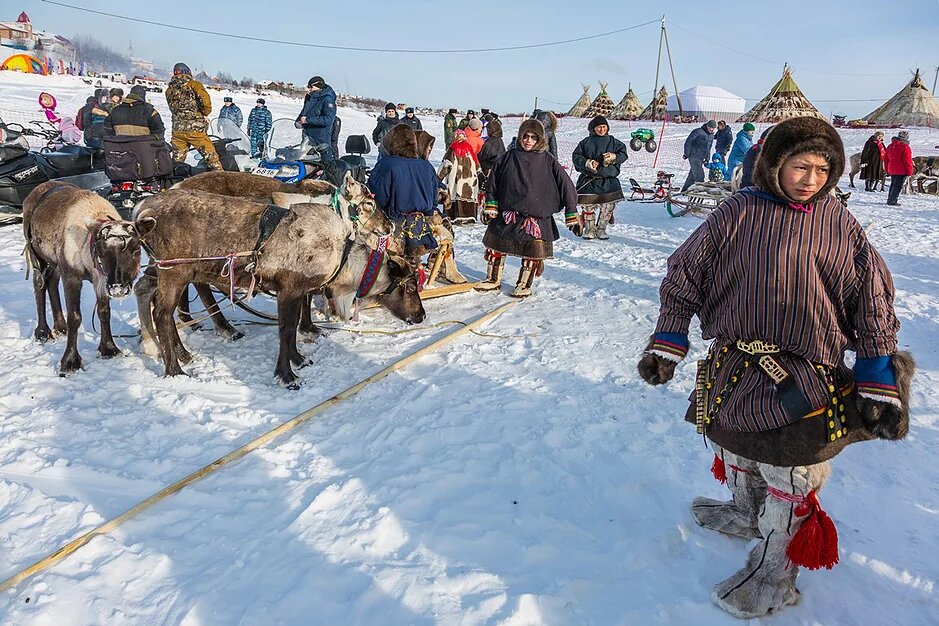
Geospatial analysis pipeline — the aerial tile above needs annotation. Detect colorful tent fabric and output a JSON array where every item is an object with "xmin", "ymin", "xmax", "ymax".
[
  {"xmin": 737, "ymin": 66, "xmax": 824, "ymax": 123},
  {"xmin": 1, "ymin": 53, "xmax": 47, "ymax": 75},
  {"xmin": 567, "ymin": 84, "xmax": 591, "ymax": 118},
  {"xmin": 862, "ymin": 70, "xmax": 939, "ymax": 128},
  {"xmin": 610, "ymin": 85, "xmax": 644, "ymax": 120},
  {"xmin": 639, "ymin": 86, "xmax": 669, "ymax": 121},
  {"xmin": 583, "ymin": 82, "xmax": 615, "ymax": 118}
]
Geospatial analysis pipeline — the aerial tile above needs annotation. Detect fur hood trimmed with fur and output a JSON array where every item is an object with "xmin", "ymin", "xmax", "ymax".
[
  {"xmin": 383, "ymin": 124, "xmax": 420, "ymax": 159},
  {"xmin": 753, "ymin": 116, "xmax": 845, "ymax": 204},
  {"xmin": 415, "ymin": 130, "xmax": 436, "ymax": 160},
  {"xmin": 516, "ymin": 119, "xmax": 548, "ymax": 153}
]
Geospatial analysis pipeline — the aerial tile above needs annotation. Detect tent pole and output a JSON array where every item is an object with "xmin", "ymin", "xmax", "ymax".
[
  {"xmin": 662, "ymin": 17, "xmax": 683, "ymax": 118},
  {"xmin": 932, "ymin": 66, "xmax": 938, "ymax": 96},
  {"xmin": 651, "ymin": 15, "xmax": 664, "ymax": 120}
]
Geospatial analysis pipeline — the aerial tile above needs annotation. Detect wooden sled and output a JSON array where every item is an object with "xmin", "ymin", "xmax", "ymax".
[{"xmin": 666, "ymin": 182, "xmax": 733, "ymax": 218}]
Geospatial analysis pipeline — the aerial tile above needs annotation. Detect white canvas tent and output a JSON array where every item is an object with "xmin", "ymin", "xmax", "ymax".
[{"xmin": 666, "ymin": 85, "xmax": 745, "ymax": 122}]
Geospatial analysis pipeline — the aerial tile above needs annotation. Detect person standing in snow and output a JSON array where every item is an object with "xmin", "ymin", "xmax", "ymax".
[
  {"xmin": 464, "ymin": 118, "xmax": 484, "ymax": 154},
  {"xmin": 740, "ymin": 125, "xmax": 774, "ymax": 188},
  {"xmin": 297, "ymin": 75, "xmax": 337, "ymax": 159},
  {"xmin": 475, "ymin": 119, "xmax": 580, "ymax": 297},
  {"xmin": 477, "ymin": 118, "xmax": 506, "ymax": 206},
  {"xmin": 458, "ymin": 109, "xmax": 477, "ymax": 131},
  {"xmin": 368, "ymin": 124, "xmax": 441, "ymax": 272},
  {"xmin": 444, "ymin": 108, "xmax": 458, "ymax": 147},
  {"xmin": 246, "ymin": 98, "xmax": 272, "ymax": 157},
  {"xmin": 218, "ymin": 97, "xmax": 243, "ymax": 129},
  {"xmin": 165, "ymin": 62, "xmax": 222, "ymax": 170},
  {"xmin": 531, "ymin": 108, "xmax": 559, "ymax": 158},
  {"xmin": 681, "ymin": 119, "xmax": 717, "ymax": 191},
  {"xmin": 714, "ymin": 120, "xmax": 733, "ymax": 164},
  {"xmin": 571, "ymin": 115, "xmax": 628, "ymax": 240},
  {"xmin": 727, "ymin": 122, "xmax": 755, "ymax": 174},
  {"xmin": 75, "ymin": 95, "xmax": 96, "ymax": 146},
  {"xmin": 438, "ymin": 128, "xmax": 480, "ymax": 223},
  {"xmin": 373, "ymin": 102, "xmax": 400, "ymax": 157},
  {"xmin": 707, "ymin": 152, "xmax": 729, "ymax": 182},
  {"xmin": 400, "ymin": 107, "xmax": 422, "ymax": 131},
  {"xmin": 884, "ymin": 130, "xmax": 914, "ymax": 206},
  {"xmin": 859, "ymin": 131, "xmax": 886, "ymax": 192},
  {"xmin": 637, "ymin": 116, "xmax": 912, "ymax": 619}
]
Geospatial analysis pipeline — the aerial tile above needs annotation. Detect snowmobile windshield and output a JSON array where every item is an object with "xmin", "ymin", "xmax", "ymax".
[
  {"xmin": 263, "ymin": 118, "xmax": 326, "ymax": 164},
  {"xmin": 209, "ymin": 117, "xmax": 251, "ymax": 157}
]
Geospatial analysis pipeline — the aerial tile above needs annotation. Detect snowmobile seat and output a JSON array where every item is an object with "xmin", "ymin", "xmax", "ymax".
[
  {"xmin": 340, "ymin": 135, "xmax": 371, "ymax": 170},
  {"xmin": 41, "ymin": 145, "xmax": 103, "ymax": 177}
]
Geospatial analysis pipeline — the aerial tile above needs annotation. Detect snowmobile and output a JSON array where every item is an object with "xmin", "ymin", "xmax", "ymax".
[
  {"xmin": 0, "ymin": 120, "xmax": 109, "ymax": 219},
  {"xmin": 102, "ymin": 118, "xmax": 259, "ymax": 218},
  {"xmin": 251, "ymin": 118, "xmax": 371, "ymax": 187}
]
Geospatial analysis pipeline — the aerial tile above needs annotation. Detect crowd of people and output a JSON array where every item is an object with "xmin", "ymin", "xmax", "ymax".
[{"xmin": 15, "ymin": 66, "xmax": 920, "ymax": 621}]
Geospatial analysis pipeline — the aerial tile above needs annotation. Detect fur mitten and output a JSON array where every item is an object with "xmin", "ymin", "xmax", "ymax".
[
  {"xmin": 638, "ymin": 333, "xmax": 690, "ymax": 386},
  {"xmin": 638, "ymin": 352, "xmax": 677, "ymax": 385},
  {"xmin": 857, "ymin": 351, "xmax": 915, "ymax": 440}
]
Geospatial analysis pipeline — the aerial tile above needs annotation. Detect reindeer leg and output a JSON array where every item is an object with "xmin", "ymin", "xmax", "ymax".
[
  {"xmin": 48, "ymin": 268, "xmax": 67, "ymax": 336},
  {"xmin": 275, "ymin": 291, "xmax": 303, "ymax": 388},
  {"xmin": 95, "ymin": 291, "xmax": 122, "ymax": 359},
  {"xmin": 297, "ymin": 292, "xmax": 316, "ymax": 335},
  {"xmin": 195, "ymin": 283, "xmax": 244, "ymax": 341},
  {"xmin": 176, "ymin": 284, "xmax": 201, "ymax": 330},
  {"xmin": 59, "ymin": 276, "xmax": 84, "ymax": 375},
  {"xmin": 135, "ymin": 272, "xmax": 161, "ymax": 358},
  {"xmin": 32, "ymin": 265, "xmax": 53, "ymax": 343},
  {"xmin": 155, "ymin": 275, "xmax": 188, "ymax": 376}
]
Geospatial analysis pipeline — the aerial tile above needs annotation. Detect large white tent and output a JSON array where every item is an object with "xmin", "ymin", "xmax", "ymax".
[{"xmin": 666, "ymin": 85, "xmax": 745, "ymax": 122}]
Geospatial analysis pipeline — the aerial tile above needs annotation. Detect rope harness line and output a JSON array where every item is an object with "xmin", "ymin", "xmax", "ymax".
[{"xmin": 0, "ymin": 301, "xmax": 518, "ymax": 594}]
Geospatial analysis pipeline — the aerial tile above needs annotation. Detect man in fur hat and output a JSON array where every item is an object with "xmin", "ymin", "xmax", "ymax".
[
  {"xmin": 637, "ymin": 116, "xmax": 913, "ymax": 619},
  {"xmin": 475, "ymin": 119, "xmax": 580, "ymax": 297}
]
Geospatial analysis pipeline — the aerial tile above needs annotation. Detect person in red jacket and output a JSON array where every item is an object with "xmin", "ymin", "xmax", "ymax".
[{"xmin": 884, "ymin": 130, "xmax": 914, "ymax": 206}]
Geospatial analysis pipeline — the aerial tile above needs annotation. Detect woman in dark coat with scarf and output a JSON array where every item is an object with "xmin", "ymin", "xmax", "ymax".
[
  {"xmin": 571, "ymin": 115, "xmax": 628, "ymax": 239},
  {"xmin": 859, "ymin": 131, "xmax": 886, "ymax": 192},
  {"xmin": 475, "ymin": 119, "xmax": 580, "ymax": 297},
  {"xmin": 477, "ymin": 118, "xmax": 506, "ymax": 203}
]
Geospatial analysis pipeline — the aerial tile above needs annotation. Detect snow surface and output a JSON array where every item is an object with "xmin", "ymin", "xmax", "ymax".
[{"xmin": 1, "ymin": 72, "xmax": 939, "ymax": 625}]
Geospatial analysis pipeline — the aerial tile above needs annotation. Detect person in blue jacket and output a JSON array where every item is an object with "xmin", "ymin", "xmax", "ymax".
[
  {"xmin": 681, "ymin": 120, "xmax": 716, "ymax": 191},
  {"xmin": 296, "ymin": 75, "xmax": 337, "ymax": 158},
  {"xmin": 727, "ymin": 122, "xmax": 755, "ymax": 174},
  {"xmin": 707, "ymin": 152, "xmax": 730, "ymax": 182},
  {"xmin": 247, "ymin": 97, "xmax": 273, "ymax": 157},
  {"xmin": 218, "ymin": 97, "xmax": 243, "ymax": 128},
  {"xmin": 367, "ymin": 124, "xmax": 441, "ymax": 271}
]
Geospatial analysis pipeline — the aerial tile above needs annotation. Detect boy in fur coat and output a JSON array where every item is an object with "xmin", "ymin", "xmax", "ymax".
[{"xmin": 637, "ymin": 116, "xmax": 914, "ymax": 619}]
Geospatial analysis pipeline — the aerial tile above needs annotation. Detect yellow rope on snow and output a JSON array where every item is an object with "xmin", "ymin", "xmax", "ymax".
[{"xmin": 0, "ymin": 301, "xmax": 518, "ymax": 593}]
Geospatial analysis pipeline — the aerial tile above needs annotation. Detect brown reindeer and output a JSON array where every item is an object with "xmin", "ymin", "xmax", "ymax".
[
  {"xmin": 23, "ymin": 181, "xmax": 143, "ymax": 375},
  {"xmin": 135, "ymin": 190, "xmax": 424, "ymax": 388}
]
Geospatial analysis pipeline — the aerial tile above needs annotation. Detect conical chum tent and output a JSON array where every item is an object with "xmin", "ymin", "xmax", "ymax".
[
  {"xmin": 862, "ymin": 69, "xmax": 939, "ymax": 127},
  {"xmin": 610, "ymin": 85, "xmax": 644, "ymax": 120},
  {"xmin": 737, "ymin": 65, "xmax": 824, "ymax": 123},
  {"xmin": 566, "ymin": 84, "xmax": 591, "ymax": 118},
  {"xmin": 583, "ymin": 82, "xmax": 615, "ymax": 118},
  {"xmin": 639, "ymin": 86, "xmax": 669, "ymax": 121}
]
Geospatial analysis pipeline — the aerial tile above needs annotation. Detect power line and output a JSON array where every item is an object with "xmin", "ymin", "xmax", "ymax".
[
  {"xmin": 669, "ymin": 20, "xmax": 908, "ymax": 78},
  {"xmin": 41, "ymin": 1, "xmax": 658, "ymax": 54}
]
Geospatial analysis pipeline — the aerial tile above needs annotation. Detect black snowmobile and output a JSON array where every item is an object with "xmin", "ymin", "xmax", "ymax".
[{"xmin": 0, "ymin": 120, "xmax": 109, "ymax": 223}]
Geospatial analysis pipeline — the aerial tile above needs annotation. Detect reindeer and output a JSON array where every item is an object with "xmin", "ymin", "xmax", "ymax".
[
  {"xmin": 135, "ymin": 190, "xmax": 425, "ymax": 388},
  {"xmin": 23, "ymin": 182, "xmax": 143, "ymax": 375}
]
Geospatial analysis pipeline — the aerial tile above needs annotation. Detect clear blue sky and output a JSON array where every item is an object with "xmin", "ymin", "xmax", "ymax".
[{"xmin": 18, "ymin": 0, "xmax": 939, "ymax": 117}]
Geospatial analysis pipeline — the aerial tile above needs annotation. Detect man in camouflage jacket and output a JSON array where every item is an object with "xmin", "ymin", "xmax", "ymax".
[{"xmin": 164, "ymin": 62, "xmax": 222, "ymax": 170}]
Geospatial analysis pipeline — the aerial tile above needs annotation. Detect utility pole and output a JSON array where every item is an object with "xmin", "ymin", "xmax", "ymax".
[{"xmin": 933, "ymin": 66, "xmax": 938, "ymax": 96}]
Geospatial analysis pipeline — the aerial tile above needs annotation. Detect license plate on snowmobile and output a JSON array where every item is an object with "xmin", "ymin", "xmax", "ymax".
[{"xmin": 252, "ymin": 166, "xmax": 279, "ymax": 178}]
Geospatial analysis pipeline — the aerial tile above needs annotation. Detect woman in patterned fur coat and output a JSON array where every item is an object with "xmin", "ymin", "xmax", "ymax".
[{"xmin": 637, "ymin": 116, "xmax": 914, "ymax": 619}]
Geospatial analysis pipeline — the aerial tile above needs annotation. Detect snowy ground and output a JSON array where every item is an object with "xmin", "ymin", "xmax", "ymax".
[{"xmin": 1, "ymin": 72, "xmax": 939, "ymax": 625}]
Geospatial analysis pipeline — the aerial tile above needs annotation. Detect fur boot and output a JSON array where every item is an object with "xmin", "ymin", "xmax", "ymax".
[
  {"xmin": 582, "ymin": 209, "xmax": 597, "ymax": 239},
  {"xmin": 713, "ymin": 459, "xmax": 831, "ymax": 619},
  {"xmin": 511, "ymin": 258, "xmax": 542, "ymax": 298},
  {"xmin": 596, "ymin": 204, "xmax": 614, "ymax": 240},
  {"xmin": 474, "ymin": 250, "xmax": 505, "ymax": 292},
  {"xmin": 692, "ymin": 449, "xmax": 764, "ymax": 539}
]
